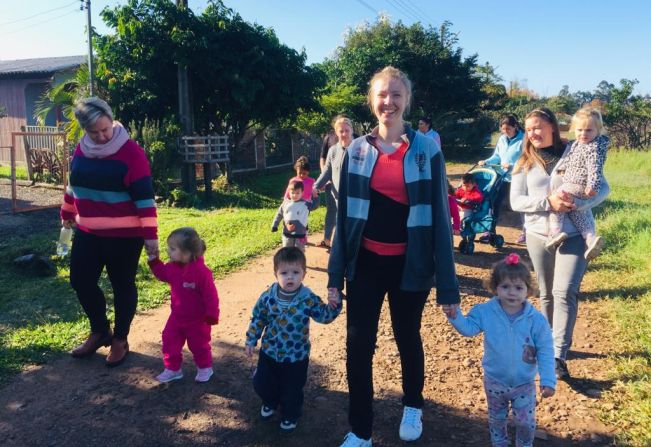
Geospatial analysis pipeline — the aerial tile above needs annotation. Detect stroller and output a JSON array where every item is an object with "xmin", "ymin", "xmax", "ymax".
[{"xmin": 457, "ymin": 164, "xmax": 507, "ymax": 255}]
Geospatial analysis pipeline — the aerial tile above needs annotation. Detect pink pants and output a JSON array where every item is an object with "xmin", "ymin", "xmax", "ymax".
[{"xmin": 162, "ymin": 316, "xmax": 212, "ymax": 370}]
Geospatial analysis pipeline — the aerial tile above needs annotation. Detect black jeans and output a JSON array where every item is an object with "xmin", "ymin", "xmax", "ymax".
[
  {"xmin": 345, "ymin": 248, "xmax": 429, "ymax": 439},
  {"xmin": 253, "ymin": 351, "xmax": 309, "ymax": 422},
  {"xmin": 69, "ymin": 230, "xmax": 144, "ymax": 339}
]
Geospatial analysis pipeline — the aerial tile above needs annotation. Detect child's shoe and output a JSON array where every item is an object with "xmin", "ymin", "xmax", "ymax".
[
  {"xmin": 279, "ymin": 419, "xmax": 297, "ymax": 432},
  {"xmin": 555, "ymin": 358, "xmax": 570, "ymax": 380},
  {"xmin": 156, "ymin": 368, "xmax": 183, "ymax": 383},
  {"xmin": 195, "ymin": 367, "xmax": 213, "ymax": 383},
  {"xmin": 260, "ymin": 405, "xmax": 275, "ymax": 421},
  {"xmin": 545, "ymin": 232, "xmax": 568, "ymax": 250},
  {"xmin": 585, "ymin": 235, "xmax": 605, "ymax": 260},
  {"xmin": 399, "ymin": 406, "xmax": 423, "ymax": 441},
  {"xmin": 340, "ymin": 432, "xmax": 372, "ymax": 446},
  {"xmin": 516, "ymin": 232, "xmax": 526, "ymax": 244}
]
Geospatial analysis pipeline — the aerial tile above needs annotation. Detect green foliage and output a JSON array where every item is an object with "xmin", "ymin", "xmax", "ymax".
[
  {"xmin": 586, "ymin": 150, "xmax": 651, "ymax": 446},
  {"xmin": 319, "ymin": 17, "xmax": 493, "ymax": 151},
  {"xmin": 95, "ymin": 0, "xmax": 323, "ymax": 148},
  {"xmin": 0, "ymin": 165, "xmax": 29, "ymax": 180},
  {"xmin": 602, "ymin": 79, "xmax": 651, "ymax": 149}
]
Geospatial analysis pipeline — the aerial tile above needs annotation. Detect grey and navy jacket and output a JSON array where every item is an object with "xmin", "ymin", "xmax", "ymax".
[
  {"xmin": 245, "ymin": 283, "xmax": 342, "ymax": 363},
  {"xmin": 327, "ymin": 125, "xmax": 460, "ymax": 303}
]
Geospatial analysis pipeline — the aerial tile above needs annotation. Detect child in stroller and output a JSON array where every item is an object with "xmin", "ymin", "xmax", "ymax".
[{"xmin": 456, "ymin": 166, "xmax": 507, "ymax": 254}]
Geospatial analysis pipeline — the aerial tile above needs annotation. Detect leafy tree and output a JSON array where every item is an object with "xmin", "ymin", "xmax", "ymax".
[
  {"xmin": 95, "ymin": 0, "xmax": 322, "ymax": 147},
  {"xmin": 318, "ymin": 17, "xmax": 493, "ymax": 150},
  {"xmin": 603, "ymin": 79, "xmax": 651, "ymax": 149},
  {"xmin": 546, "ymin": 85, "xmax": 578, "ymax": 116}
]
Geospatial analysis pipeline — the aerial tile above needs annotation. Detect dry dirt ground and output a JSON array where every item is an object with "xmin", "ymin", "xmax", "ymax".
[{"xmin": 0, "ymin": 168, "xmax": 617, "ymax": 446}]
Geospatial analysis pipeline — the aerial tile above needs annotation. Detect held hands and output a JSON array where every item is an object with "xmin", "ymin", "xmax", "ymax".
[
  {"xmin": 144, "ymin": 239, "xmax": 159, "ymax": 260},
  {"xmin": 441, "ymin": 304, "xmax": 458, "ymax": 319},
  {"xmin": 61, "ymin": 219, "xmax": 75, "ymax": 229},
  {"xmin": 477, "ymin": 160, "xmax": 485, "ymax": 166},
  {"xmin": 327, "ymin": 287, "xmax": 341, "ymax": 309},
  {"xmin": 312, "ymin": 189, "xmax": 319, "ymax": 199},
  {"xmin": 540, "ymin": 386, "xmax": 555, "ymax": 398},
  {"xmin": 245, "ymin": 345, "xmax": 255, "ymax": 358},
  {"xmin": 547, "ymin": 193, "xmax": 576, "ymax": 213}
]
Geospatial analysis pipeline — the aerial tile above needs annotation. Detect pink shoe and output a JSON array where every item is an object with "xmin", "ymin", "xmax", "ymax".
[{"xmin": 195, "ymin": 367, "xmax": 213, "ymax": 383}]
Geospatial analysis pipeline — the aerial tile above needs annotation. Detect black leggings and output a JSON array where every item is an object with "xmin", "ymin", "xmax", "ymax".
[
  {"xmin": 345, "ymin": 248, "xmax": 429, "ymax": 439},
  {"xmin": 69, "ymin": 230, "xmax": 144, "ymax": 339}
]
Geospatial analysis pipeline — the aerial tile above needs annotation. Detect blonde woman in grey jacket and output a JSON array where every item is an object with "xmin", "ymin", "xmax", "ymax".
[{"xmin": 510, "ymin": 108, "xmax": 609, "ymax": 381}]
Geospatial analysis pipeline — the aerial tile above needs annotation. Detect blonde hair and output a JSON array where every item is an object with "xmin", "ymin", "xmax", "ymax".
[
  {"xmin": 570, "ymin": 107, "xmax": 606, "ymax": 136},
  {"xmin": 514, "ymin": 108, "xmax": 565, "ymax": 173},
  {"xmin": 332, "ymin": 114, "xmax": 353, "ymax": 131},
  {"xmin": 366, "ymin": 66, "xmax": 412, "ymax": 116}
]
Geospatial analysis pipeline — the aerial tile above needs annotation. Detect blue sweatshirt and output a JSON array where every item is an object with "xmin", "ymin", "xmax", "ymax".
[
  {"xmin": 483, "ymin": 129, "xmax": 524, "ymax": 182},
  {"xmin": 448, "ymin": 297, "xmax": 556, "ymax": 389}
]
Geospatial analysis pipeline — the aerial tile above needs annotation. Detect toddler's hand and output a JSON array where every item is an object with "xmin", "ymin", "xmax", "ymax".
[
  {"xmin": 540, "ymin": 386, "xmax": 555, "ymax": 398},
  {"xmin": 312, "ymin": 189, "xmax": 319, "ymax": 198},
  {"xmin": 585, "ymin": 187, "xmax": 597, "ymax": 197},
  {"xmin": 327, "ymin": 287, "xmax": 341, "ymax": 309},
  {"xmin": 271, "ymin": 226, "xmax": 278, "ymax": 233},
  {"xmin": 287, "ymin": 223, "xmax": 296, "ymax": 232},
  {"xmin": 245, "ymin": 345, "xmax": 255, "ymax": 358},
  {"xmin": 441, "ymin": 304, "xmax": 458, "ymax": 318}
]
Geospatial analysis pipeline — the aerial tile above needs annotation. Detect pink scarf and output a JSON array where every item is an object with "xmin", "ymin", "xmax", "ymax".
[{"xmin": 79, "ymin": 121, "xmax": 130, "ymax": 159}]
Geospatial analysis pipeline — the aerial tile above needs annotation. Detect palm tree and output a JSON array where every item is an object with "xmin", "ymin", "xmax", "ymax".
[{"xmin": 34, "ymin": 64, "xmax": 93, "ymax": 144}]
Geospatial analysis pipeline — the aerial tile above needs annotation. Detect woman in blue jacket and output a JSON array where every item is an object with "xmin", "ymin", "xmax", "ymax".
[{"xmin": 478, "ymin": 114, "xmax": 525, "ymax": 243}]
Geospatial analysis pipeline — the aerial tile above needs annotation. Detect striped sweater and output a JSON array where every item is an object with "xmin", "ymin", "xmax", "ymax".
[
  {"xmin": 60, "ymin": 140, "xmax": 158, "ymax": 239},
  {"xmin": 327, "ymin": 125, "xmax": 459, "ymax": 302}
]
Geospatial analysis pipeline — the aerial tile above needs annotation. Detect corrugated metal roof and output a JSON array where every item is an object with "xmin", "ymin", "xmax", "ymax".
[{"xmin": 0, "ymin": 55, "xmax": 85, "ymax": 77}]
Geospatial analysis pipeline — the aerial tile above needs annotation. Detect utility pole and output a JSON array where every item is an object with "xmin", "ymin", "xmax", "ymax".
[
  {"xmin": 80, "ymin": 0, "xmax": 95, "ymax": 96},
  {"xmin": 176, "ymin": 0, "xmax": 196, "ymax": 193}
]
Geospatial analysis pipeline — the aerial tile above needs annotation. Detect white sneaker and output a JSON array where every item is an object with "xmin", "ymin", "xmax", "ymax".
[
  {"xmin": 399, "ymin": 406, "xmax": 423, "ymax": 441},
  {"xmin": 156, "ymin": 368, "xmax": 183, "ymax": 383},
  {"xmin": 545, "ymin": 232, "xmax": 568, "ymax": 250},
  {"xmin": 279, "ymin": 419, "xmax": 297, "ymax": 432},
  {"xmin": 340, "ymin": 432, "xmax": 372, "ymax": 447},
  {"xmin": 585, "ymin": 235, "xmax": 605, "ymax": 260},
  {"xmin": 195, "ymin": 367, "xmax": 213, "ymax": 383},
  {"xmin": 260, "ymin": 405, "xmax": 275, "ymax": 420}
]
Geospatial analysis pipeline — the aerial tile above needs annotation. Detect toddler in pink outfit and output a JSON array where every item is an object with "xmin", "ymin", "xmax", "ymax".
[{"xmin": 148, "ymin": 227, "xmax": 220, "ymax": 383}]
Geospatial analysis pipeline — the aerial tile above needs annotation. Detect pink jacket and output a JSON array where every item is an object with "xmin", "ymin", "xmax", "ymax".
[{"xmin": 149, "ymin": 256, "xmax": 220, "ymax": 323}]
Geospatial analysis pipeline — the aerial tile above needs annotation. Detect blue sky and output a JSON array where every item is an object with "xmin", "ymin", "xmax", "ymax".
[{"xmin": 1, "ymin": 0, "xmax": 650, "ymax": 96}]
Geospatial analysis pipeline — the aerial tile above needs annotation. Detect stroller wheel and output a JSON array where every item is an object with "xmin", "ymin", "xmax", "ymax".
[
  {"xmin": 467, "ymin": 240, "xmax": 475, "ymax": 255},
  {"xmin": 458, "ymin": 239, "xmax": 468, "ymax": 254},
  {"xmin": 493, "ymin": 234, "xmax": 505, "ymax": 248}
]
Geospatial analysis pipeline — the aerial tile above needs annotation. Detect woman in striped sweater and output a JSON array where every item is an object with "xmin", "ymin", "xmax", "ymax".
[{"xmin": 61, "ymin": 97, "xmax": 158, "ymax": 367}]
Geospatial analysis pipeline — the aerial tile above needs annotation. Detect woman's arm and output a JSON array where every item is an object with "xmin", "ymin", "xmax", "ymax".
[
  {"xmin": 314, "ymin": 150, "xmax": 334, "ymax": 190},
  {"xmin": 509, "ymin": 170, "xmax": 552, "ymax": 213}
]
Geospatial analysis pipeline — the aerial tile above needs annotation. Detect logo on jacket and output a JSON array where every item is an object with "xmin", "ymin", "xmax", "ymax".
[
  {"xmin": 351, "ymin": 147, "xmax": 366, "ymax": 165},
  {"xmin": 414, "ymin": 152, "xmax": 426, "ymax": 172}
]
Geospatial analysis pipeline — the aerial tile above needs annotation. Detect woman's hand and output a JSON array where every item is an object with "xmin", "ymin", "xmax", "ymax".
[
  {"xmin": 501, "ymin": 162, "xmax": 510, "ymax": 170},
  {"xmin": 327, "ymin": 288, "xmax": 341, "ymax": 309},
  {"xmin": 144, "ymin": 239, "xmax": 159, "ymax": 259},
  {"xmin": 477, "ymin": 160, "xmax": 485, "ymax": 166},
  {"xmin": 61, "ymin": 219, "xmax": 75, "ymax": 229},
  {"xmin": 547, "ymin": 193, "xmax": 576, "ymax": 212},
  {"xmin": 441, "ymin": 304, "xmax": 458, "ymax": 318}
]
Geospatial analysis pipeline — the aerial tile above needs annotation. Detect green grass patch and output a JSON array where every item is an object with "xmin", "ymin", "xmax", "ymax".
[
  {"xmin": 0, "ymin": 168, "xmax": 324, "ymax": 383},
  {"xmin": 585, "ymin": 149, "xmax": 651, "ymax": 446},
  {"xmin": 0, "ymin": 164, "xmax": 29, "ymax": 180}
]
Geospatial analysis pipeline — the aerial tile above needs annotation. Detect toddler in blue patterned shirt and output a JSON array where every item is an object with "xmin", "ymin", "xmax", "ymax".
[{"xmin": 245, "ymin": 247, "xmax": 341, "ymax": 433}]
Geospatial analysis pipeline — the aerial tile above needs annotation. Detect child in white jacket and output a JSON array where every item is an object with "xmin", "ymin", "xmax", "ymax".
[
  {"xmin": 272, "ymin": 180, "xmax": 318, "ymax": 252},
  {"xmin": 442, "ymin": 253, "xmax": 556, "ymax": 447}
]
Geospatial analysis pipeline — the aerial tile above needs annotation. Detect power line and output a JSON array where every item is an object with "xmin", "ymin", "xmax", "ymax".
[
  {"xmin": 353, "ymin": 0, "xmax": 379, "ymax": 16},
  {"xmin": 0, "ymin": 1, "xmax": 78, "ymax": 27},
  {"xmin": 0, "ymin": 9, "xmax": 80, "ymax": 37},
  {"xmin": 402, "ymin": 0, "xmax": 437, "ymax": 26},
  {"xmin": 383, "ymin": 0, "xmax": 421, "ymax": 23}
]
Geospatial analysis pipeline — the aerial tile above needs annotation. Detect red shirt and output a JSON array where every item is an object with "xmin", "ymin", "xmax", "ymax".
[{"xmin": 455, "ymin": 186, "xmax": 484, "ymax": 210}]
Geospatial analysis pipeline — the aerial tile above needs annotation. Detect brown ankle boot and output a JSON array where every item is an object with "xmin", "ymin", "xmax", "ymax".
[
  {"xmin": 106, "ymin": 337, "xmax": 129, "ymax": 368},
  {"xmin": 71, "ymin": 330, "xmax": 113, "ymax": 358}
]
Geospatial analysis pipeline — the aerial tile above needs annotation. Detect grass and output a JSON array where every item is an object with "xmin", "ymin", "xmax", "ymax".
[
  {"xmin": 0, "ymin": 168, "xmax": 324, "ymax": 383},
  {"xmin": 0, "ymin": 165, "xmax": 29, "ymax": 180},
  {"xmin": 583, "ymin": 149, "xmax": 651, "ymax": 446}
]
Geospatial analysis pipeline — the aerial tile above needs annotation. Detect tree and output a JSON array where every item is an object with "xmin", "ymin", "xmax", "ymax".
[
  {"xmin": 603, "ymin": 79, "xmax": 651, "ymax": 149},
  {"xmin": 95, "ymin": 0, "xmax": 322, "ymax": 147},
  {"xmin": 318, "ymin": 17, "xmax": 492, "ymax": 149}
]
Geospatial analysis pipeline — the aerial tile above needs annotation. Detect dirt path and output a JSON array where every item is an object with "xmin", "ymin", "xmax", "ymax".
[{"xmin": 0, "ymin": 169, "xmax": 617, "ymax": 446}]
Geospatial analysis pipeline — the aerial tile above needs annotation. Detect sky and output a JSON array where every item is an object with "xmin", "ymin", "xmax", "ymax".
[{"xmin": 1, "ymin": 0, "xmax": 650, "ymax": 96}]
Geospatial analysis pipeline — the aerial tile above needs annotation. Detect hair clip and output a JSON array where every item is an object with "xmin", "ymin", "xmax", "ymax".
[{"xmin": 505, "ymin": 253, "xmax": 520, "ymax": 265}]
